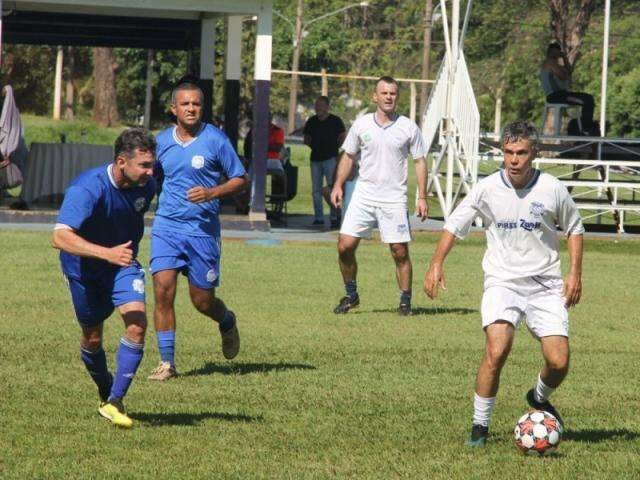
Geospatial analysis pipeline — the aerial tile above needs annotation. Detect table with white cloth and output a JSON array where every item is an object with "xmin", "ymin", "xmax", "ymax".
[{"xmin": 22, "ymin": 142, "xmax": 114, "ymax": 206}]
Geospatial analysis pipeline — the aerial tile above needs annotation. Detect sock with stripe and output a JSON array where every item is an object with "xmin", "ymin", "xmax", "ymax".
[
  {"xmin": 109, "ymin": 337, "xmax": 144, "ymax": 401},
  {"xmin": 80, "ymin": 346, "xmax": 113, "ymax": 402}
]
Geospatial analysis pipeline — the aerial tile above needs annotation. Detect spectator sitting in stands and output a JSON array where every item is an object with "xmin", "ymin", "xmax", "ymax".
[{"xmin": 540, "ymin": 42, "xmax": 597, "ymax": 136}]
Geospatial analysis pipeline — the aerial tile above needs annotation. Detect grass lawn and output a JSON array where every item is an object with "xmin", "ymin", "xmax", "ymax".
[{"xmin": 1, "ymin": 230, "xmax": 639, "ymax": 478}]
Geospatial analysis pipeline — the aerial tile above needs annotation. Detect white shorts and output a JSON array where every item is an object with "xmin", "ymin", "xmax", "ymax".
[
  {"xmin": 481, "ymin": 276, "xmax": 569, "ymax": 338},
  {"xmin": 340, "ymin": 198, "xmax": 412, "ymax": 244}
]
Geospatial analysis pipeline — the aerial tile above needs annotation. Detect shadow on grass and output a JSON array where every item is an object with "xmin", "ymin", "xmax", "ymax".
[
  {"xmin": 365, "ymin": 307, "xmax": 477, "ymax": 315},
  {"xmin": 183, "ymin": 362, "xmax": 316, "ymax": 377},
  {"xmin": 565, "ymin": 429, "xmax": 640, "ymax": 443},
  {"xmin": 133, "ymin": 411, "xmax": 262, "ymax": 426}
]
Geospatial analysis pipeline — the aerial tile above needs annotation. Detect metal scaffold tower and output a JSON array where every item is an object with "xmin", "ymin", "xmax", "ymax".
[{"xmin": 421, "ymin": 0, "xmax": 479, "ymax": 219}]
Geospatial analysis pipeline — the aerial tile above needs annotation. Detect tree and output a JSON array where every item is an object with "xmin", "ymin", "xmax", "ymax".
[
  {"xmin": 548, "ymin": 0, "xmax": 598, "ymax": 73},
  {"xmin": 92, "ymin": 47, "xmax": 119, "ymax": 127}
]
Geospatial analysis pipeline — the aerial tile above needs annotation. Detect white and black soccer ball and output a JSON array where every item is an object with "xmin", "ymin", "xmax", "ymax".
[{"xmin": 514, "ymin": 410, "xmax": 562, "ymax": 456}]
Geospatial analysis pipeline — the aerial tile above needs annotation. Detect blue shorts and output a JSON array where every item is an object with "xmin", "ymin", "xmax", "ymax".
[
  {"xmin": 149, "ymin": 230, "xmax": 221, "ymax": 289},
  {"xmin": 65, "ymin": 263, "xmax": 146, "ymax": 327}
]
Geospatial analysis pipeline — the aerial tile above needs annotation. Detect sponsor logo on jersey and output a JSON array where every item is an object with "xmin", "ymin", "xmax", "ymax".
[
  {"xmin": 132, "ymin": 278, "xmax": 145, "ymax": 294},
  {"xmin": 362, "ymin": 133, "xmax": 372, "ymax": 143},
  {"xmin": 134, "ymin": 197, "xmax": 146, "ymax": 212},
  {"xmin": 206, "ymin": 269, "xmax": 217, "ymax": 283},
  {"xmin": 496, "ymin": 219, "xmax": 541, "ymax": 231},
  {"xmin": 519, "ymin": 219, "xmax": 542, "ymax": 231},
  {"xmin": 529, "ymin": 201, "xmax": 545, "ymax": 218},
  {"xmin": 192, "ymin": 155, "xmax": 205, "ymax": 169},
  {"xmin": 496, "ymin": 220, "xmax": 518, "ymax": 230}
]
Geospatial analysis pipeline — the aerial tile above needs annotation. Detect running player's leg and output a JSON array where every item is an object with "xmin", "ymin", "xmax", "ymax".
[
  {"xmin": 335, "ymin": 197, "xmax": 375, "ymax": 313},
  {"xmin": 100, "ymin": 265, "xmax": 148, "ymax": 428},
  {"xmin": 150, "ymin": 269, "xmax": 179, "ymax": 378},
  {"xmin": 68, "ymin": 276, "xmax": 114, "ymax": 403},
  {"xmin": 468, "ymin": 284, "xmax": 523, "ymax": 446},
  {"xmin": 377, "ymin": 205, "xmax": 412, "ymax": 314},
  {"xmin": 389, "ymin": 242, "xmax": 412, "ymax": 315},
  {"xmin": 149, "ymin": 231, "xmax": 185, "ymax": 379},
  {"xmin": 525, "ymin": 281, "xmax": 570, "ymax": 425},
  {"xmin": 335, "ymin": 234, "xmax": 361, "ymax": 313},
  {"xmin": 468, "ymin": 321, "xmax": 516, "ymax": 446},
  {"xmin": 184, "ymin": 235, "xmax": 239, "ymax": 360},
  {"xmin": 80, "ymin": 323, "xmax": 112, "ymax": 402},
  {"xmin": 109, "ymin": 302, "xmax": 146, "ymax": 402},
  {"xmin": 188, "ymin": 284, "xmax": 239, "ymax": 360}
]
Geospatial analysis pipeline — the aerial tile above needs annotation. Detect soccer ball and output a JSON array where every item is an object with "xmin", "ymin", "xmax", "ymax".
[{"xmin": 514, "ymin": 410, "xmax": 562, "ymax": 456}]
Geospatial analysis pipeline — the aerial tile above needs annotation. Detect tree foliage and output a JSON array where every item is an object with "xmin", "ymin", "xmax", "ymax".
[{"xmin": 1, "ymin": 0, "xmax": 639, "ymax": 137}]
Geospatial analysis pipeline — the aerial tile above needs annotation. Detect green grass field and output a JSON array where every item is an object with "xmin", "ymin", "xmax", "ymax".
[{"xmin": 1, "ymin": 230, "xmax": 639, "ymax": 479}]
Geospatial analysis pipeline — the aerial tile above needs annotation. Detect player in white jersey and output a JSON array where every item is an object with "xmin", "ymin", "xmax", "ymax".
[
  {"xmin": 423, "ymin": 121, "xmax": 584, "ymax": 446},
  {"xmin": 331, "ymin": 76, "xmax": 428, "ymax": 316}
]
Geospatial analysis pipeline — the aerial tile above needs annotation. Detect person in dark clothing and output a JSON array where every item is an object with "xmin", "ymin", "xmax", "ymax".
[
  {"xmin": 303, "ymin": 96, "xmax": 346, "ymax": 228},
  {"xmin": 540, "ymin": 42, "xmax": 597, "ymax": 135}
]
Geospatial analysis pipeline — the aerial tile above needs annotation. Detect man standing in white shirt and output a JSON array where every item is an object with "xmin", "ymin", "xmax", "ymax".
[
  {"xmin": 423, "ymin": 121, "xmax": 584, "ymax": 447},
  {"xmin": 331, "ymin": 76, "xmax": 428, "ymax": 316}
]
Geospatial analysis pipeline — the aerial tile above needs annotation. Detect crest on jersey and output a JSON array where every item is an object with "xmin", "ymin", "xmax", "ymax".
[
  {"xmin": 206, "ymin": 269, "xmax": 218, "ymax": 283},
  {"xmin": 132, "ymin": 279, "xmax": 145, "ymax": 294},
  {"xmin": 134, "ymin": 197, "xmax": 146, "ymax": 212},
  {"xmin": 192, "ymin": 155, "xmax": 205, "ymax": 169},
  {"xmin": 529, "ymin": 201, "xmax": 545, "ymax": 218}
]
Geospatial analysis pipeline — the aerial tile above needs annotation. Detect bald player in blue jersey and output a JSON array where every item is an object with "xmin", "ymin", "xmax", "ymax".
[
  {"xmin": 52, "ymin": 128, "xmax": 156, "ymax": 428},
  {"xmin": 148, "ymin": 82, "xmax": 248, "ymax": 380}
]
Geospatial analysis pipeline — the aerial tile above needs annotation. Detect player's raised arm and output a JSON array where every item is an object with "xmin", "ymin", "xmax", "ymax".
[
  {"xmin": 423, "ymin": 230, "xmax": 456, "ymax": 299},
  {"xmin": 52, "ymin": 227, "xmax": 134, "ymax": 267}
]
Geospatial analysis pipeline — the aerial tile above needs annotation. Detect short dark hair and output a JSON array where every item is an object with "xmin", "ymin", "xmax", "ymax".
[
  {"xmin": 316, "ymin": 96, "xmax": 330, "ymax": 106},
  {"xmin": 376, "ymin": 76, "xmax": 399, "ymax": 90},
  {"xmin": 547, "ymin": 42, "xmax": 562, "ymax": 54},
  {"xmin": 171, "ymin": 81, "xmax": 204, "ymax": 104},
  {"xmin": 501, "ymin": 121, "xmax": 539, "ymax": 149},
  {"xmin": 114, "ymin": 128, "xmax": 156, "ymax": 161}
]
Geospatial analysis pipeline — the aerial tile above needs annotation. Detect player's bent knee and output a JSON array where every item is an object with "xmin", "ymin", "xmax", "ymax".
[
  {"xmin": 81, "ymin": 336, "xmax": 103, "ymax": 352},
  {"xmin": 545, "ymin": 354, "xmax": 570, "ymax": 373},
  {"xmin": 390, "ymin": 243, "xmax": 409, "ymax": 262},
  {"xmin": 126, "ymin": 323, "xmax": 146, "ymax": 343},
  {"xmin": 190, "ymin": 291, "xmax": 213, "ymax": 314},
  {"xmin": 485, "ymin": 345, "xmax": 511, "ymax": 370}
]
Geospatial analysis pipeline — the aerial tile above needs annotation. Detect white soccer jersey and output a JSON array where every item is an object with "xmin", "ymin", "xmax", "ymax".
[
  {"xmin": 444, "ymin": 169, "xmax": 584, "ymax": 285},
  {"xmin": 342, "ymin": 113, "xmax": 426, "ymax": 205}
]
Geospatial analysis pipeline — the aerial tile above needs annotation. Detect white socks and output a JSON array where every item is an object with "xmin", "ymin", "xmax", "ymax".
[
  {"xmin": 473, "ymin": 393, "xmax": 496, "ymax": 427},
  {"xmin": 534, "ymin": 374, "xmax": 555, "ymax": 403}
]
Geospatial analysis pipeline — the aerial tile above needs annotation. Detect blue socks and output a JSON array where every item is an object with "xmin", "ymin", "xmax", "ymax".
[
  {"xmin": 80, "ymin": 346, "xmax": 113, "ymax": 402},
  {"xmin": 218, "ymin": 310, "xmax": 236, "ymax": 333},
  {"xmin": 400, "ymin": 289, "xmax": 412, "ymax": 306},
  {"xmin": 109, "ymin": 337, "xmax": 144, "ymax": 402},
  {"xmin": 345, "ymin": 280, "xmax": 358, "ymax": 300},
  {"xmin": 156, "ymin": 330, "xmax": 176, "ymax": 366}
]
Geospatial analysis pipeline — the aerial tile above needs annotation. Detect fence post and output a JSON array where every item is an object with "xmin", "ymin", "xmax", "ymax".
[
  {"xmin": 410, "ymin": 81, "xmax": 417, "ymax": 123},
  {"xmin": 321, "ymin": 68, "xmax": 328, "ymax": 96}
]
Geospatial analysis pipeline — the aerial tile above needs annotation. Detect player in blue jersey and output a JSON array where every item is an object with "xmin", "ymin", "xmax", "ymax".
[
  {"xmin": 52, "ymin": 128, "xmax": 156, "ymax": 428},
  {"xmin": 148, "ymin": 82, "xmax": 248, "ymax": 380}
]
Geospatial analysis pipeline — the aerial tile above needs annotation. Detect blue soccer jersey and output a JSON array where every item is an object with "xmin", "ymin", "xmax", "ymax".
[
  {"xmin": 56, "ymin": 164, "xmax": 156, "ymax": 280},
  {"xmin": 152, "ymin": 123, "xmax": 246, "ymax": 237}
]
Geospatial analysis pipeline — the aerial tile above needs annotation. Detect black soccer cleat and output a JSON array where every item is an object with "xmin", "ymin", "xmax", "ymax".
[
  {"xmin": 526, "ymin": 388, "xmax": 564, "ymax": 428},
  {"xmin": 466, "ymin": 424, "xmax": 488, "ymax": 447},
  {"xmin": 333, "ymin": 295, "xmax": 360, "ymax": 314},
  {"xmin": 398, "ymin": 303, "xmax": 412, "ymax": 316}
]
